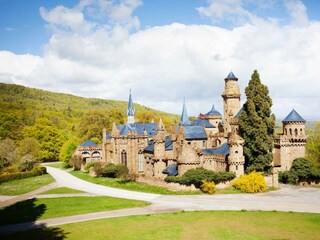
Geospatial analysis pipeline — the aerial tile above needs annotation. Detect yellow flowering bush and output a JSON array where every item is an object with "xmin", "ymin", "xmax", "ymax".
[
  {"xmin": 200, "ymin": 180, "xmax": 216, "ymax": 194},
  {"xmin": 232, "ymin": 171, "xmax": 267, "ymax": 193}
]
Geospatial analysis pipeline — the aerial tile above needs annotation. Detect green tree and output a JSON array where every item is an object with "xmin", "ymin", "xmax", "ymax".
[
  {"xmin": 18, "ymin": 137, "xmax": 41, "ymax": 161},
  {"xmin": 59, "ymin": 137, "xmax": 79, "ymax": 164},
  {"xmin": 77, "ymin": 109, "xmax": 124, "ymax": 142},
  {"xmin": 239, "ymin": 70, "xmax": 275, "ymax": 173},
  {"xmin": 306, "ymin": 122, "xmax": 320, "ymax": 168},
  {"xmin": 22, "ymin": 118, "xmax": 66, "ymax": 162},
  {"xmin": 0, "ymin": 138, "xmax": 18, "ymax": 169}
]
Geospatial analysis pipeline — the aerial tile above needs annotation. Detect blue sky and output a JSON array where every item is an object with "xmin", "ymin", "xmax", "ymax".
[{"xmin": 0, "ymin": 0, "xmax": 320, "ymax": 119}]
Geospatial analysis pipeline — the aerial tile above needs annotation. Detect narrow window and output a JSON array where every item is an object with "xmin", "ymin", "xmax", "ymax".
[
  {"xmin": 121, "ymin": 150, "xmax": 127, "ymax": 166},
  {"xmin": 138, "ymin": 150, "xmax": 144, "ymax": 172}
]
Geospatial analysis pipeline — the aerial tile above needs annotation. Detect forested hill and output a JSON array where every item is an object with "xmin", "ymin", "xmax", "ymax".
[{"xmin": 0, "ymin": 83, "xmax": 179, "ymax": 162}]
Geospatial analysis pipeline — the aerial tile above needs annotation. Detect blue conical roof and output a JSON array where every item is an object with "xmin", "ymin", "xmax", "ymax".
[
  {"xmin": 283, "ymin": 109, "xmax": 305, "ymax": 123},
  {"xmin": 207, "ymin": 104, "xmax": 221, "ymax": 116},
  {"xmin": 179, "ymin": 97, "xmax": 191, "ymax": 126},
  {"xmin": 225, "ymin": 71, "xmax": 238, "ymax": 80},
  {"xmin": 234, "ymin": 107, "xmax": 243, "ymax": 119},
  {"xmin": 80, "ymin": 140, "xmax": 98, "ymax": 147},
  {"xmin": 127, "ymin": 89, "xmax": 135, "ymax": 117}
]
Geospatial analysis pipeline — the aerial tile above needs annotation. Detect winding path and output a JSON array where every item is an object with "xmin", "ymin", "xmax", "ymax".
[{"xmin": 0, "ymin": 166, "xmax": 319, "ymax": 235}]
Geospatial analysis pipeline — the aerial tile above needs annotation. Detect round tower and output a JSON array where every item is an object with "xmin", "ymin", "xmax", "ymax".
[
  {"xmin": 228, "ymin": 131, "xmax": 245, "ymax": 178},
  {"xmin": 222, "ymin": 72, "xmax": 241, "ymax": 134}
]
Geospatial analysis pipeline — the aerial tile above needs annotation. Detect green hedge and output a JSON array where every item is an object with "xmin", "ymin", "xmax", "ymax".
[
  {"xmin": 165, "ymin": 168, "xmax": 236, "ymax": 188},
  {"xmin": 0, "ymin": 166, "xmax": 47, "ymax": 183},
  {"xmin": 101, "ymin": 163, "xmax": 128, "ymax": 178},
  {"xmin": 279, "ymin": 158, "xmax": 320, "ymax": 185}
]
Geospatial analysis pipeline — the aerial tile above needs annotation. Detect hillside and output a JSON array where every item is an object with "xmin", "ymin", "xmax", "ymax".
[{"xmin": 0, "ymin": 83, "xmax": 179, "ymax": 162}]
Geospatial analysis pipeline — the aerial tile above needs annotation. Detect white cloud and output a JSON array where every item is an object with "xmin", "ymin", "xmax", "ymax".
[
  {"xmin": 0, "ymin": 0, "xmax": 319, "ymax": 120},
  {"xmin": 284, "ymin": 0, "xmax": 309, "ymax": 27}
]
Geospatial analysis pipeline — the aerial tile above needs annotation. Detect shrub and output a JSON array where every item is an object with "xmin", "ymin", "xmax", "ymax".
[
  {"xmin": 18, "ymin": 154, "xmax": 37, "ymax": 172},
  {"xmin": 92, "ymin": 162, "xmax": 103, "ymax": 177},
  {"xmin": 101, "ymin": 163, "xmax": 129, "ymax": 178},
  {"xmin": 84, "ymin": 162, "xmax": 96, "ymax": 171},
  {"xmin": 279, "ymin": 171, "xmax": 298, "ymax": 185},
  {"xmin": 165, "ymin": 168, "xmax": 235, "ymax": 188},
  {"xmin": 201, "ymin": 180, "xmax": 215, "ymax": 194},
  {"xmin": 279, "ymin": 158, "xmax": 320, "ymax": 185},
  {"xmin": 232, "ymin": 171, "xmax": 267, "ymax": 193},
  {"xmin": 0, "ymin": 165, "xmax": 19, "ymax": 175},
  {"xmin": 69, "ymin": 155, "xmax": 83, "ymax": 171},
  {"xmin": 0, "ymin": 166, "xmax": 47, "ymax": 183}
]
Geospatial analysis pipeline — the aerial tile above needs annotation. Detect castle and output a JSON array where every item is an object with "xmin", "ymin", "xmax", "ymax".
[{"xmin": 76, "ymin": 72, "xmax": 307, "ymax": 179}]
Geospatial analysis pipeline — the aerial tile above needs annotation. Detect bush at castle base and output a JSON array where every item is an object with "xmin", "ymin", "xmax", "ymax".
[
  {"xmin": 200, "ymin": 180, "xmax": 216, "ymax": 194},
  {"xmin": 232, "ymin": 171, "xmax": 267, "ymax": 193}
]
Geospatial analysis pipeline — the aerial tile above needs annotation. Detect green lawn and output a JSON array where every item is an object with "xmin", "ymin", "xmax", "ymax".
[
  {"xmin": 0, "ymin": 196, "xmax": 148, "ymax": 226},
  {"xmin": 3, "ymin": 210, "xmax": 320, "ymax": 240},
  {"xmin": 45, "ymin": 162, "xmax": 64, "ymax": 168},
  {"xmin": 40, "ymin": 187, "xmax": 85, "ymax": 194},
  {"xmin": 70, "ymin": 170, "xmax": 202, "ymax": 195},
  {"xmin": 0, "ymin": 174, "xmax": 55, "ymax": 196}
]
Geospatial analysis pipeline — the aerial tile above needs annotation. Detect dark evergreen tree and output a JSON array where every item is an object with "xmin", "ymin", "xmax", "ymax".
[{"xmin": 239, "ymin": 70, "xmax": 275, "ymax": 173}]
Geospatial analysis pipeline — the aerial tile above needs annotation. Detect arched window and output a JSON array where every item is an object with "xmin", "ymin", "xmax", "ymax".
[
  {"xmin": 295, "ymin": 128, "xmax": 298, "ymax": 136},
  {"xmin": 289, "ymin": 128, "xmax": 292, "ymax": 135},
  {"xmin": 300, "ymin": 128, "xmax": 303, "ymax": 135},
  {"xmin": 121, "ymin": 150, "xmax": 127, "ymax": 166},
  {"xmin": 82, "ymin": 152, "xmax": 90, "ymax": 158},
  {"xmin": 285, "ymin": 128, "xmax": 287, "ymax": 135},
  {"xmin": 138, "ymin": 150, "xmax": 144, "ymax": 173},
  {"xmin": 92, "ymin": 151, "xmax": 100, "ymax": 158}
]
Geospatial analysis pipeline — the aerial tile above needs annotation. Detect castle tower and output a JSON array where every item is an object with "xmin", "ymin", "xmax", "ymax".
[
  {"xmin": 154, "ymin": 119, "xmax": 166, "ymax": 159},
  {"xmin": 273, "ymin": 109, "xmax": 307, "ymax": 171},
  {"xmin": 222, "ymin": 72, "xmax": 241, "ymax": 134},
  {"xmin": 179, "ymin": 97, "xmax": 191, "ymax": 126},
  {"xmin": 127, "ymin": 89, "xmax": 135, "ymax": 124},
  {"xmin": 228, "ymin": 130, "xmax": 245, "ymax": 177}
]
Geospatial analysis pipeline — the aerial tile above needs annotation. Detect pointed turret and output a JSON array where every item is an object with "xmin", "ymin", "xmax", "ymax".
[
  {"xmin": 127, "ymin": 89, "xmax": 135, "ymax": 124},
  {"xmin": 179, "ymin": 97, "xmax": 191, "ymax": 126}
]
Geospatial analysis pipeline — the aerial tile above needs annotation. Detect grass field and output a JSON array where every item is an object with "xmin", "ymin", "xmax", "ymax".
[
  {"xmin": 3, "ymin": 210, "xmax": 320, "ymax": 240},
  {"xmin": 41, "ymin": 187, "xmax": 85, "ymax": 194},
  {"xmin": 0, "ymin": 174, "xmax": 55, "ymax": 195},
  {"xmin": 0, "ymin": 196, "xmax": 148, "ymax": 226},
  {"xmin": 70, "ymin": 170, "xmax": 202, "ymax": 195}
]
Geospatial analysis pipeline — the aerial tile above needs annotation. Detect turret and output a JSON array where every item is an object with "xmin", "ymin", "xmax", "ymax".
[
  {"xmin": 154, "ymin": 119, "xmax": 166, "ymax": 159},
  {"xmin": 205, "ymin": 104, "xmax": 222, "ymax": 128},
  {"xmin": 179, "ymin": 97, "xmax": 191, "ymax": 126},
  {"xmin": 127, "ymin": 89, "xmax": 135, "ymax": 124},
  {"xmin": 228, "ymin": 130, "xmax": 245, "ymax": 178},
  {"xmin": 222, "ymin": 72, "xmax": 241, "ymax": 134}
]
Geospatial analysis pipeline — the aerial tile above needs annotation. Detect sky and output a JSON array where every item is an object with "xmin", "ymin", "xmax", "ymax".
[{"xmin": 0, "ymin": 0, "xmax": 320, "ymax": 120}]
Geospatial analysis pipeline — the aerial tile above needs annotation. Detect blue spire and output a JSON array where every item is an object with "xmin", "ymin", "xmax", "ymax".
[
  {"xmin": 283, "ymin": 109, "xmax": 306, "ymax": 123},
  {"xmin": 207, "ymin": 104, "xmax": 221, "ymax": 116},
  {"xmin": 179, "ymin": 97, "xmax": 190, "ymax": 126},
  {"xmin": 127, "ymin": 89, "xmax": 135, "ymax": 117},
  {"xmin": 225, "ymin": 71, "xmax": 238, "ymax": 81}
]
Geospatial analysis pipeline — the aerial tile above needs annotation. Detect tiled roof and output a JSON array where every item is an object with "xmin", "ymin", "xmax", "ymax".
[
  {"xmin": 144, "ymin": 140, "xmax": 154, "ymax": 153},
  {"xmin": 144, "ymin": 136, "xmax": 173, "ymax": 153},
  {"xmin": 207, "ymin": 104, "xmax": 222, "ymax": 116},
  {"xmin": 202, "ymin": 143, "xmax": 229, "ymax": 156},
  {"xmin": 80, "ymin": 140, "xmax": 98, "ymax": 147},
  {"xmin": 106, "ymin": 132, "xmax": 111, "ymax": 140},
  {"xmin": 225, "ymin": 71, "xmax": 238, "ymax": 80},
  {"xmin": 193, "ymin": 119, "xmax": 215, "ymax": 128},
  {"xmin": 283, "ymin": 109, "xmax": 306, "ymax": 122},
  {"xmin": 165, "ymin": 136, "xmax": 173, "ymax": 150},
  {"xmin": 162, "ymin": 164, "xmax": 178, "ymax": 176},
  {"xmin": 184, "ymin": 125, "xmax": 207, "ymax": 140},
  {"xmin": 118, "ymin": 123, "xmax": 158, "ymax": 136}
]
